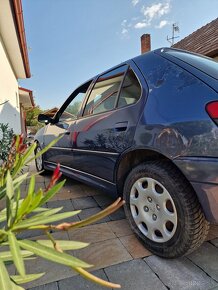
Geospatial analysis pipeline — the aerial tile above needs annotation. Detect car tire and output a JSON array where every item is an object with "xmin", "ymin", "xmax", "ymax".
[
  {"xmin": 123, "ymin": 161, "xmax": 209, "ymax": 258},
  {"xmin": 34, "ymin": 143, "xmax": 49, "ymax": 175}
]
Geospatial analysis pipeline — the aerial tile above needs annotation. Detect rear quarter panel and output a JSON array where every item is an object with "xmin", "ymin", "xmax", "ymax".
[{"xmin": 133, "ymin": 52, "xmax": 218, "ymax": 158}]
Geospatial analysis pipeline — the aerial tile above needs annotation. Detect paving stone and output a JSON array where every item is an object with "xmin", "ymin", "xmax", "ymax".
[
  {"xmin": 28, "ymin": 281, "xmax": 58, "ymax": 290},
  {"xmin": 68, "ymin": 223, "xmax": 116, "ymax": 243},
  {"xmin": 188, "ymin": 242, "xmax": 218, "ymax": 282},
  {"xmin": 22, "ymin": 256, "xmax": 77, "ymax": 288},
  {"xmin": 206, "ymin": 225, "xmax": 218, "ymax": 241},
  {"xmin": 81, "ymin": 184, "xmax": 103, "ymax": 196},
  {"xmin": 73, "ymin": 238, "xmax": 132, "ymax": 270},
  {"xmin": 72, "ymin": 196, "xmax": 98, "ymax": 210},
  {"xmin": 46, "ymin": 199, "xmax": 74, "ymax": 212},
  {"xmin": 29, "ymin": 231, "xmax": 69, "ymax": 241},
  {"xmin": 18, "ymin": 229, "xmax": 46, "ymax": 239},
  {"xmin": 107, "ymin": 219, "xmax": 132, "ymax": 237},
  {"xmin": 78, "ymin": 207, "xmax": 110, "ymax": 224},
  {"xmin": 109, "ymin": 207, "xmax": 125, "ymax": 221},
  {"xmin": 58, "ymin": 269, "xmax": 111, "ymax": 290},
  {"xmin": 211, "ymin": 238, "xmax": 218, "ymax": 247},
  {"xmin": 105, "ymin": 259, "xmax": 167, "ymax": 290},
  {"xmin": 93, "ymin": 195, "xmax": 115, "ymax": 207},
  {"xmin": 119, "ymin": 234, "xmax": 151, "ymax": 259},
  {"xmin": 145, "ymin": 255, "xmax": 217, "ymax": 290}
]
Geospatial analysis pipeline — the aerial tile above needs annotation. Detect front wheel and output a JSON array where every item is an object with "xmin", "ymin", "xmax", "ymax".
[
  {"xmin": 34, "ymin": 144, "xmax": 49, "ymax": 175},
  {"xmin": 123, "ymin": 161, "xmax": 209, "ymax": 258}
]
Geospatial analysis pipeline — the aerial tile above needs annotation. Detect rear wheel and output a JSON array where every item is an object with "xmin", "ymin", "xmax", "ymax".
[{"xmin": 123, "ymin": 161, "xmax": 209, "ymax": 258}]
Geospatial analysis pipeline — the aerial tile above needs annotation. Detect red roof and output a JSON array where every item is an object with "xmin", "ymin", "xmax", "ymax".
[{"xmin": 173, "ymin": 18, "xmax": 218, "ymax": 57}]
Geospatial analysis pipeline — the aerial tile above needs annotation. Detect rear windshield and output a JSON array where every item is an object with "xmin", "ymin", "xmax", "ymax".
[{"xmin": 166, "ymin": 50, "xmax": 218, "ymax": 80}]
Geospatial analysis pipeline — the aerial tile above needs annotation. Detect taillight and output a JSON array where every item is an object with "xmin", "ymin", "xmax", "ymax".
[{"xmin": 206, "ymin": 101, "xmax": 218, "ymax": 125}]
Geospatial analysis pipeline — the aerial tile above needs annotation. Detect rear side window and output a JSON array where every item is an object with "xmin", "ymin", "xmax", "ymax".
[
  {"xmin": 166, "ymin": 50, "xmax": 218, "ymax": 80},
  {"xmin": 83, "ymin": 65, "xmax": 128, "ymax": 116},
  {"xmin": 118, "ymin": 68, "xmax": 141, "ymax": 108}
]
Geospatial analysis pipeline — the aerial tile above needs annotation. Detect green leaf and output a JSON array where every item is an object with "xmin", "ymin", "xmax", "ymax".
[
  {"xmin": 22, "ymin": 142, "xmax": 37, "ymax": 165},
  {"xmin": 18, "ymin": 240, "xmax": 92, "ymax": 268},
  {"xmin": 0, "ymin": 173, "xmax": 28, "ymax": 199},
  {"xmin": 28, "ymin": 207, "xmax": 63, "ymax": 221},
  {"xmin": 10, "ymin": 280, "xmax": 24, "ymax": 290},
  {"xmin": 0, "ymin": 250, "xmax": 33, "ymax": 262},
  {"xmin": 16, "ymin": 192, "xmax": 32, "ymax": 220},
  {"xmin": 26, "ymin": 189, "xmax": 43, "ymax": 214},
  {"xmin": 10, "ymin": 273, "xmax": 44, "ymax": 285},
  {"xmin": 14, "ymin": 211, "xmax": 80, "ymax": 230},
  {"xmin": 36, "ymin": 240, "xmax": 89, "ymax": 250},
  {"xmin": 27, "ymin": 175, "xmax": 35, "ymax": 198},
  {"xmin": 11, "ymin": 156, "xmax": 24, "ymax": 178},
  {"xmin": 27, "ymin": 135, "xmax": 63, "ymax": 163},
  {"xmin": 8, "ymin": 231, "xmax": 25, "ymax": 277},
  {"xmin": 0, "ymin": 258, "xmax": 13, "ymax": 290},
  {"xmin": 6, "ymin": 171, "xmax": 14, "ymax": 200},
  {"xmin": 38, "ymin": 180, "xmax": 65, "ymax": 207}
]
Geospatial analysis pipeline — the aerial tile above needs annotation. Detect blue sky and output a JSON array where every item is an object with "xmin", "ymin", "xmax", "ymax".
[{"xmin": 20, "ymin": 0, "xmax": 218, "ymax": 110}]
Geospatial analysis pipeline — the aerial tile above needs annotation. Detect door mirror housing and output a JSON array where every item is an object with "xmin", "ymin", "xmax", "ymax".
[{"xmin": 38, "ymin": 114, "xmax": 55, "ymax": 124}]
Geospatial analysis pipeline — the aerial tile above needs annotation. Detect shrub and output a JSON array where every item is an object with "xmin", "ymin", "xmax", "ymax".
[
  {"xmin": 0, "ymin": 135, "xmax": 123, "ymax": 289},
  {"xmin": 0, "ymin": 123, "xmax": 14, "ymax": 162}
]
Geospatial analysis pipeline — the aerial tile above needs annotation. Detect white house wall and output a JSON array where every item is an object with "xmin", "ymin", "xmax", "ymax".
[{"xmin": 0, "ymin": 36, "xmax": 21, "ymax": 134}]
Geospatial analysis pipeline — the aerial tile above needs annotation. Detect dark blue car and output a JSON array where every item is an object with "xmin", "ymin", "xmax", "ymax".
[{"xmin": 35, "ymin": 48, "xmax": 218, "ymax": 258}]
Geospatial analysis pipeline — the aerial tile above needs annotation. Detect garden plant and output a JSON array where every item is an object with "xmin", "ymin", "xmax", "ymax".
[{"xmin": 0, "ymin": 135, "xmax": 124, "ymax": 289}]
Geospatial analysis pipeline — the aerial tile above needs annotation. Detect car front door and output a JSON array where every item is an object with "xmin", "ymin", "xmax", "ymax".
[
  {"xmin": 43, "ymin": 80, "xmax": 93, "ymax": 166},
  {"xmin": 72, "ymin": 62, "xmax": 145, "ymax": 183}
]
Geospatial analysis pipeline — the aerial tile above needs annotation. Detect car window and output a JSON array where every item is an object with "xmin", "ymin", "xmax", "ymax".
[
  {"xmin": 59, "ymin": 81, "xmax": 91, "ymax": 122},
  {"xmin": 165, "ymin": 50, "xmax": 218, "ymax": 80},
  {"xmin": 117, "ymin": 68, "xmax": 141, "ymax": 108},
  {"xmin": 83, "ymin": 65, "xmax": 128, "ymax": 116}
]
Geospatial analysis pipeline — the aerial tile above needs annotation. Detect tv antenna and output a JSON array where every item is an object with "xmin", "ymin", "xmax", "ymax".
[{"xmin": 167, "ymin": 23, "xmax": 180, "ymax": 46}]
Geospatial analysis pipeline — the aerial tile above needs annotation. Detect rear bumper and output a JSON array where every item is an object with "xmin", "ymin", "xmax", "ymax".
[{"xmin": 174, "ymin": 157, "xmax": 218, "ymax": 223}]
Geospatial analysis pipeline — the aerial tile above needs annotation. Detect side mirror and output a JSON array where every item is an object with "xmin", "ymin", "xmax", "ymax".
[{"xmin": 38, "ymin": 114, "xmax": 54, "ymax": 124}]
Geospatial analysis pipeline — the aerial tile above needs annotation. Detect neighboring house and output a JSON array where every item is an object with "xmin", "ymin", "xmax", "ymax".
[
  {"xmin": 140, "ymin": 18, "xmax": 218, "ymax": 61},
  {"xmin": 172, "ymin": 18, "xmax": 218, "ymax": 60},
  {"xmin": 0, "ymin": 0, "xmax": 34, "ymax": 135}
]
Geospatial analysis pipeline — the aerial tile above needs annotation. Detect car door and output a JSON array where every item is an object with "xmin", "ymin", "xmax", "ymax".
[
  {"xmin": 72, "ymin": 62, "xmax": 145, "ymax": 182},
  {"xmin": 43, "ymin": 80, "xmax": 93, "ymax": 166}
]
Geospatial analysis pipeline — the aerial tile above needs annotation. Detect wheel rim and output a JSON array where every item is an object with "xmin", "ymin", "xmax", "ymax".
[
  {"xmin": 130, "ymin": 177, "xmax": 177, "ymax": 243},
  {"xmin": 35, "ymin": 147, "xmax": 43, "ymax": 171}
]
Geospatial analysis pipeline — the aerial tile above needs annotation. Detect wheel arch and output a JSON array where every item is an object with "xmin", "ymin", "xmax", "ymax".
[{"xmin": 115, "ymin": 148, "xmax": 193, "ymax": 197}]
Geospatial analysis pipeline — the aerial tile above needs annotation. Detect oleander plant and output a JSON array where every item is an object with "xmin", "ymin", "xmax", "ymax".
[{"xmin": 0, "ymin": 135, "xmax": 124, "ymax": 289}]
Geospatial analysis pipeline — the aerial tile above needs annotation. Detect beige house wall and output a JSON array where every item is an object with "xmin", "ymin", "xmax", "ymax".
[{"xmin": 0, "ymin": 36, "xmax": 21, "ymax": 134}]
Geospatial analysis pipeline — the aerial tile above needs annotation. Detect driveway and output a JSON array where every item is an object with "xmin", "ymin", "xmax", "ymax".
[{"xmin": 15, "ymin": 162, "xmax": 218, "ymax": 289}]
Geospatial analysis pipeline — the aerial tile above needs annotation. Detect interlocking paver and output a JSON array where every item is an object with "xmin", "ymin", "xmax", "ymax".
[
  {"xmin": 23, "ymin": 257, "xmax": 77, "ymax": 289},
  {"xmin": 46, "ymin": 199, "xmax": 74, "ymax": 212},
  {"xmin": 145, "ymin": 255, "xmax": 217, "ymax": 290},
  {"xmin": 27, "ymin": 282, "xmax": 58, "ymax": 290},
  {"xmin": 206, "ymin": 225, "xmax": 218, "ymax": 241},
  {"xmin": 93, "ymin": 194, "xmax": 115, "ymax": 207},
  {"xmin": 73, "ymin": 238, "xmax": 132, "ymax": 270},
  {"xmin": 105, "ymin": 259, "xmax": 167, "ymax": 290},
  {"xmin": 188, "ymin": 242, "xmax": 218, "ymax": 282},
  {"xmin": 68, "ymin": 223, "xmax": 116, "ymax": 243},
  {"xmin": 72, "ymin": 196, "xmax": 98, "ymax": 210},
  {"xmin": 107, "ymin": 219, "xmax": 132, "ymax": 237},
  {"xmin": 109, "ymin": 208, "xmax": 125, "ymax": 221},
  {"xmin": 22, "ymin": 166, "xmax": 218, "ymax": 290},
  {"xmin": 58, "ymin": 269, "xmax": 110, "ymax": 290},
  {"xmin": 211, "ymin": 238, "xmax": 218, "ymax": 247},
  {"xmin": 120, "ymin": 234, "xmax": 152, "ymax": 259},
  {"xmin": 77, "ymin": 207, "xmax": 110, "ymax": 223}
]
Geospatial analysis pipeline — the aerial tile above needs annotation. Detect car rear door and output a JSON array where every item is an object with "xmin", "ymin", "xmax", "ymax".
[{"xmin": 72, "ymin": 62, "xmax": 145, "ymax": 182}]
